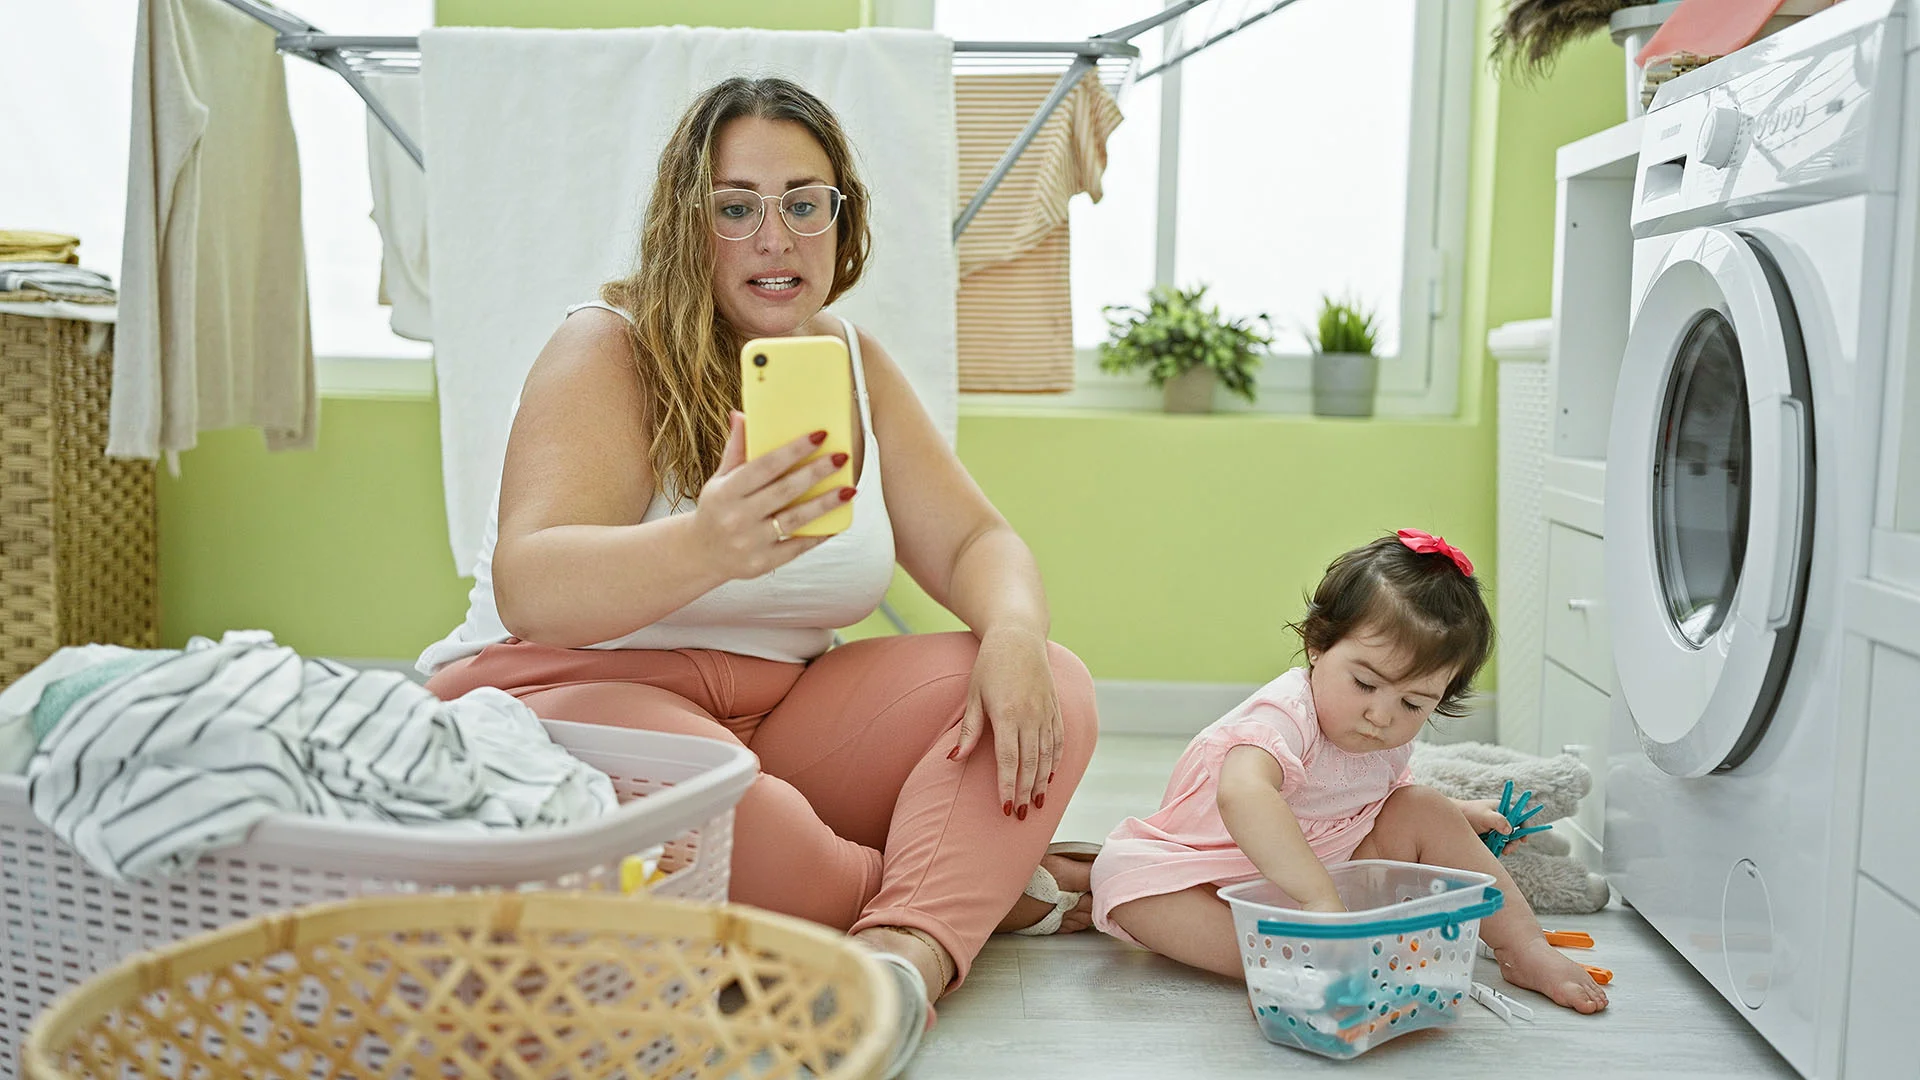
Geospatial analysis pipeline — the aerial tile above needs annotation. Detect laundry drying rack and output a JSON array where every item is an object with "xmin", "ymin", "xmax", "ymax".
[
  {"xmin": 215, "ymin": 0, "xmax": 1305, "ymax": 241},
  {"xmin": 214, "ymin": 0, "xmax": 1301, "ymax": 635}
]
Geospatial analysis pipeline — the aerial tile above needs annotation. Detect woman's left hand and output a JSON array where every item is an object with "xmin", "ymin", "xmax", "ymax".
[{"xmin": 948, "ymin": 627, "xmax": 1061, "ymax": 821}]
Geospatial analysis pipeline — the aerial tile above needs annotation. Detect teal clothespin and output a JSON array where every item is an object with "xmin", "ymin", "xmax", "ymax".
[{"xmin": 1481, "ymin": 778, "xmax": 1551, "ymax": 857}]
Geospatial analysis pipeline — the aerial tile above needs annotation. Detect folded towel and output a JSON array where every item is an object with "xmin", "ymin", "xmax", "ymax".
[
  {"xmin": 0, "ymin": 230, "xmax": 81, "ymax": 264},
  {"xmin": 0, "ymin": 262, "xmax": 116, "ymax": 302},
  {"xmin": 420, "ymin": 26, "xmax": 957, "ymax": 573}
]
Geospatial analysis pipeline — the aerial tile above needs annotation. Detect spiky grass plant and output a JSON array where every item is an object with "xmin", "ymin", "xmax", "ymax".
[{"xmin": 1313, "ymin": 295, "xmax": 1378, "ymax": 356}]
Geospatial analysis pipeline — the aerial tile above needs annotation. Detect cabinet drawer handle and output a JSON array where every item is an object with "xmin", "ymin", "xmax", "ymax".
[{"xmin": 1566, "ymin": 598, "xmax": 1596, "ymax": 611}]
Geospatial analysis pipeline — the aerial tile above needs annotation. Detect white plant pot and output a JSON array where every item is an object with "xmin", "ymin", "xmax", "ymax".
[
  {"xmin": 1311, "ymin": 353, "xmax": 1378, "ymax": 418},
  {"xmin": 1161, "ymin": 367, "xmax": 1217, "ymax": 414}
]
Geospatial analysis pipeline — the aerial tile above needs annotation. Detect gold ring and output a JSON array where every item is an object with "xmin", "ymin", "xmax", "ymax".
[{"xmin": 772, "ymin": 518, "xmax": 789, "ymax": 543}]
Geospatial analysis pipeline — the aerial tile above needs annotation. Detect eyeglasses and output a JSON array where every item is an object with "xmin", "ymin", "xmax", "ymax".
[{"xmin": 702, "ymin": 185, "xmax": 844, "ymax": 241}]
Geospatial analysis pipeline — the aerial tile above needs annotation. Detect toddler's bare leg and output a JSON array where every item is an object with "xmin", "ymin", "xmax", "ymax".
[
  {"xmin": 1353, "ymin": 785, "xmax": 1608, "ymax": 1014},
  {"xmin": 1106, "ymin": 886, "xmax": 1244, "ymax": 979}
]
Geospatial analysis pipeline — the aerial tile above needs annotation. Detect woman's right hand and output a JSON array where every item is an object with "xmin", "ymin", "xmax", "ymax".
[{"xmin": 692, "ymin": 411, "xmax": 854, "ymax": 581}]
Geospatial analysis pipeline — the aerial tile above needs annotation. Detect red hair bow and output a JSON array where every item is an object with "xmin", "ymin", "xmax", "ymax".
[{"xmin": 1398, "ymin": 529, "xmax": 1474, "ymax": 576}]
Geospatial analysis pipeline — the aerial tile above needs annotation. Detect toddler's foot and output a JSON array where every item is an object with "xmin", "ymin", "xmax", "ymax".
[{"xmin": 1493, "ymin": 937, "xmax": 1609, "ymax": 1013}]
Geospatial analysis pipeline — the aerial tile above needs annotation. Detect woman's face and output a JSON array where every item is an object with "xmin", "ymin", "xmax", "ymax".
[{"xmin": 706, "ymin": 116, "xmax": 840, "ymax": 339}]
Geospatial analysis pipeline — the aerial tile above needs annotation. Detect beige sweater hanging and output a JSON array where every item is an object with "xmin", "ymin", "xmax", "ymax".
[
  {"xmin": 111, "ymin": 0, "xmax": 315, "ymax": 461},
  {"xmin": 954, "ymin": 72, "xmax": 1123, "ymax": 393}
]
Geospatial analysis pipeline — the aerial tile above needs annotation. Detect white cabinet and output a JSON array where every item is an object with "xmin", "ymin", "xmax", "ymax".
[
  {"xmin": 1843, "ymin": 877, "xmax": 1920, "ymax": 1078},
  {"xmin": 1540, "ymin": 659, "xmax": 1610, "ymax": 849},
  {"xmin": 1544, "ymin": 523, "xmax": 1614, "ymax": 693},
  {"xmin": 1859, "ymin": 643, "xmax": 1920, "ymax": 905},
  {"xmin": 1521, "ymin": 120, "xmax": 1639, "ymax": 857}
]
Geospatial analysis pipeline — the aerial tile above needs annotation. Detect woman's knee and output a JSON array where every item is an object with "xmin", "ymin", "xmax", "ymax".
[{"xmin": 1047, "ymin": 642, "xmax": 1099, "ymax": 749}]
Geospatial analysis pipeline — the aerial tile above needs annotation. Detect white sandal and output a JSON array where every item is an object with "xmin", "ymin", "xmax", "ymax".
[
  {"xmin": 868, "ymin": 951, "xmax": 932, "ymax": 1079},
  {"xmin": 1012, "ymin": 841, "xmax": 1101, "ymax": 937}
]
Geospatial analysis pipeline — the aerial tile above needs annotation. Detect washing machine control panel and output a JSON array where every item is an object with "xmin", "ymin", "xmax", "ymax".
[{"xmin": 1632, "ymin": 10, "xmax": 1904, "ymax": 236}]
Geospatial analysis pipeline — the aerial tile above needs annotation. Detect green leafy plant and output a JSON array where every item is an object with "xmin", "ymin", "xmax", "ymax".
[
  {"xmin": 1313, "ymin": 295, "xmax": 1378, "ymax": 356},
  {"xmin": 1098, "ymin": 284, "xmax": 1270, "ymax": 404}
]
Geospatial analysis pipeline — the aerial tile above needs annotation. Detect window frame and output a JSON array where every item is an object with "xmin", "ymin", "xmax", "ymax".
[{"xmin": 965, "ymin": 0, "xmax": 1475, "ymax": 417}]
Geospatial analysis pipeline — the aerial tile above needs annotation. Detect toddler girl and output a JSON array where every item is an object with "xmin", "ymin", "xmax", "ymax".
[{"xmin": 1091, "ymin": 530, "xmax": 1608, "ymax": 1013}]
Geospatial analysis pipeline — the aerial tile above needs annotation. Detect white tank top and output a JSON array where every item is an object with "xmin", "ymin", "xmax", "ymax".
[{"xmin": 416, "ymin": 304, "xmax": 897, "ymax": 673}]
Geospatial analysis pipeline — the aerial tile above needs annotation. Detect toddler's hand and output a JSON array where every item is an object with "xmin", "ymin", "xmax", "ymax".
[
  {"xmin": 1456, "ymin": 797, "xmax": 1512, "ymax": 836},
  {"xmin": 1302, "ymin": 896, "xmax": 1348, "ymax": 914}
]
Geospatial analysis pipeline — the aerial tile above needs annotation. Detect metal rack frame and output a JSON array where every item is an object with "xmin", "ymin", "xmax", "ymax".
[{"xmin": 215, "ymin": 0, "xmax": 1301, "ymax": 240}]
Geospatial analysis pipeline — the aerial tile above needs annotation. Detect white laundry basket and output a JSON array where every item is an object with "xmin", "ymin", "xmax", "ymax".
[
  {"xmin": 1219, "ymin": 860, "xmax": 1503, "ymax": 1059},
  {"xmin": 0, "ymin": 719, "xmax": 755, "ymax": 1079}
]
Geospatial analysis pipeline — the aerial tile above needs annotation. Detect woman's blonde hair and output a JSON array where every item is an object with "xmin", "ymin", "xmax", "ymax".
[{"xmin": 601, "ymin": 77, "xmax": 872, "ymax": 496}]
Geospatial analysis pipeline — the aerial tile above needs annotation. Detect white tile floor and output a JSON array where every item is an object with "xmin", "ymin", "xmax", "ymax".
[{"xmin": 909, "ymin": 735, "xmax": 1798, "ymax": 1079}]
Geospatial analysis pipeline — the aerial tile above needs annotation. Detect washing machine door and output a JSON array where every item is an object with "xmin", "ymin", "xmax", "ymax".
[{"xmin": 1606, "ymin": 227, "xmax": 1813, "ymax": 777}]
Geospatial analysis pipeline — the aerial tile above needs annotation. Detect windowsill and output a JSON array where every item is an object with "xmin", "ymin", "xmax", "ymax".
[
  {"xmin": 316, "ymin": 354, "xmax": 1474, "ymax": 426},
  {"xmin": 958, "ymin": 401, "xmax": 1477, "ymax": 425},
  {"xmin": 318, "ymin": 355, "xmax": 436, "ymax": 401}
]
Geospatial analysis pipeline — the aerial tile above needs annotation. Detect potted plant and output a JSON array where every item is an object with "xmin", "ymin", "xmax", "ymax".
[
  {"xmin": 1099, "ymin": 284, "xmax": 1268, "ymax": 414},
  {"xmin": 1310, "ymin": 295, "xmax": 1379, "ymax": 418}
]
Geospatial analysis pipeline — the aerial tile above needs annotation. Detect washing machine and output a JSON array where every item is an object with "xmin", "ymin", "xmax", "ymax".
[{"xmin": 1603, "ymin": 2, "xmax": 1917, "ymax": 1076}]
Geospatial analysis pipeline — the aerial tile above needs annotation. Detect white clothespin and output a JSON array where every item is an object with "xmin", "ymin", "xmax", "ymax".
[{"xmin": 1469, "ymin": 981, "xmax": 1535, "ymax": 1024}]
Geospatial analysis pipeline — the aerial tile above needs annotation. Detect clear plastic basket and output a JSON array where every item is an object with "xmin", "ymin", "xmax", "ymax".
[
  {"xmin": 0, "ymin": 720, "xmax": 756, "ymax": 1079},
  {"xmin": 1218, "ymin": 860, "xmax": 1503, "ymax": 1059}
]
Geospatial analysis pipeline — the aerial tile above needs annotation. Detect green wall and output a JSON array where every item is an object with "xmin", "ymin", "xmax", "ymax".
[{"xmin": 156, "ymin": 0, "xmax": 1624, "ymax": 683}]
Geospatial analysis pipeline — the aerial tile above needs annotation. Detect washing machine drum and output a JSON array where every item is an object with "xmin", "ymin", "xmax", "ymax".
[{"xmin": 1605, "ymin": 227, "xmax": 1814, "ymax": 778}]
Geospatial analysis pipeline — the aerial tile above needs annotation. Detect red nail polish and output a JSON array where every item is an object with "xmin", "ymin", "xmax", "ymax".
[
  {"xmin": 1048, "ymin": 772, "xmax": 1055, "ymax": 784},
  {"xmin": 1003, "ymin": 800, "xmax": 1013, "ymax": 817},
  {"xmin": 946, "ymin": 748, "xmax": 957, "ymax": 761},
  {"xmin": 831, "ymin": 452, "xmax": 849, "ymax": 467},
  {"xmin": 1033, "ymin": 792, "xmax": 1045, "ymax": 810},
  {"xmin": 810, "ymin": 430, "xmax": 828, "ymax": 444},
  {"xmin": 1016, "ymin": 804, "xmax": 1028, "ymax": 821},
  {"xmin": 839, "ymin": 487, "xmax": 856, "ymax": 501}
]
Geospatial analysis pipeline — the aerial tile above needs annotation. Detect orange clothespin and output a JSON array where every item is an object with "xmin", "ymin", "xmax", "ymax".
[
  {"xmin": 1583, "ymin": 964, "xmax": 1614, "ymax": 985},
  {"xmin": 1543, "ymin": 929, "xmax": 1595, "ymax": 949}
]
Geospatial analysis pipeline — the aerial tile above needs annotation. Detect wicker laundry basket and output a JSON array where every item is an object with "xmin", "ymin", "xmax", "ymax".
[
  {"xmin": 22, "ymin": 891, "xmax": 896, "ymax": 1080},
  {"xmin": 0, "ymin": 312, "xmax": 156, "ymax": 687}
]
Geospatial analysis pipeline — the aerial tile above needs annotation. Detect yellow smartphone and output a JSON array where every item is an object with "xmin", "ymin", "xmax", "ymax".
[{"xmin": 740, "ymin": 334, "xmax": 855, "ymax": 537}]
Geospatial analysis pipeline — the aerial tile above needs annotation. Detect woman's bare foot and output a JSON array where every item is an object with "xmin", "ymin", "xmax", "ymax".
[
  {"xmin": 995, "ymin": 851, "xmax": 1095, "ymax": 934},
  {"xmin": 1494, "ymin": 937, "xmax": 1609, "ymax": 1013}
]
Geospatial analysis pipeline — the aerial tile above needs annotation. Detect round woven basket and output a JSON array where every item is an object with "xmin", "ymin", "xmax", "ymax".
[{"xmin": 22, "ymin": 891, "xmax": 897, "ymax": 1080}]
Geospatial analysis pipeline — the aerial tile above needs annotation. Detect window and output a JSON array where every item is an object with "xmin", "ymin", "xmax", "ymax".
[
  {"xmin": 936, "ymin": 0, "xmax": 1473, "ymax": 415},
  {"xmin": 7, "ymin": 0, "xmax": 432, "ymax": 362}
]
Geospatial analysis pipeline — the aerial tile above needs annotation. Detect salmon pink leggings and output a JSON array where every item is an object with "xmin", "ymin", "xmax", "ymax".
[{"xmin": 426, "ymin": 632, "xmax": 1097, "ymax": 987}]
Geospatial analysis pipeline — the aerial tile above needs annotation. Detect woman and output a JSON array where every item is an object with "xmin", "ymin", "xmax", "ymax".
[{"xmin": 419, "ymin": 76, "xmax": 1099, "ymax": 1069}]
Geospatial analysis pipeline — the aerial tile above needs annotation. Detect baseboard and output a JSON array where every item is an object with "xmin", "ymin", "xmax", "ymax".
[
  {"xmin": 1093, "ymin": 680, "xmax": 1498, "ymax": 743},
  {"xmin": 1092, "ymin": 680, "xmax": 1263, "ymax": 736},
  {"xmin": 324, "ymin": 659, "xmax": 1501, "ymax": 744}
]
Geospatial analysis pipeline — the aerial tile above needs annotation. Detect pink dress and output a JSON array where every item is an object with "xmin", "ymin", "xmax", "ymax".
[{"xmin": 1091, "ymin": 667, "xmax": 1414, "ymax": 945}]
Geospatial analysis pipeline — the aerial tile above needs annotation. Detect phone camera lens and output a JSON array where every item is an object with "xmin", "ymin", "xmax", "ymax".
[{"xmin": 753, "ymin": 354, "xmax": 768, "ymax": 367}]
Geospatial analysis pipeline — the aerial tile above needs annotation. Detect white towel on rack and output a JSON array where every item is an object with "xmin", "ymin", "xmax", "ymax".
[
  {"xmin": 419, "ymin": 26, "xmax": 957, "ymax": 575},
  {"xmin": 363, "ymin": 72, "xmax": 432, "ymax": 342}
]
